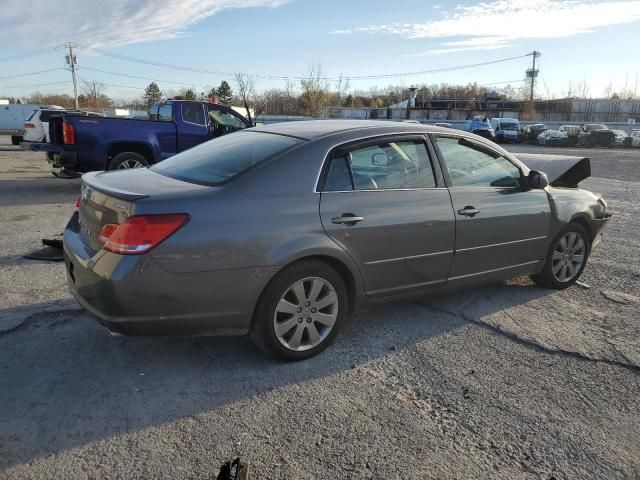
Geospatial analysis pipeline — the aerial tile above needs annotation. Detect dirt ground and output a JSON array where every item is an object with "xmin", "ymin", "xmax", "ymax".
[{"xmin": 0, "ymin": 137, "xmax": 639, "ymax": 479}]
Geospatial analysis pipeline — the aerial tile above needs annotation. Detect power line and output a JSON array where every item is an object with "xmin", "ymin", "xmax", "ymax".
[
  {"xmin": 80, "ymin": 45, "xmax": 533, "ymax": 81},
  {"xmin": 0, "ymin": 46, "xmax": 60, "ymax": 64},
  {"xmin": 0, "ymin": 68, "xmax": 66, "ymax": 81},
  {"xmin": 80, "ymin": 66, "xmax": 213, "ymax": 88},
  {"xmin": 0, "ymin": 81, "xmax": 71, "ymax": 89}
]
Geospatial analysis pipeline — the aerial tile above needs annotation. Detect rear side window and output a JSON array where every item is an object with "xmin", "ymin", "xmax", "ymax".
[
  {"xmin": 26, "ymin": 110, "xmax": 37, "ymax": 121},
  {"xmin": 152, "ymin": 131, "xmax": 301, "ymax": 186},
  {"xmin": 182, "ymin": 103, "xmax": 206, "ymax": 125}
]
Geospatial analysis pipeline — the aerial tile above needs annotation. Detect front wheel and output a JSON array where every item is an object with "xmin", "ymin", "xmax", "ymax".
[
  {"xmin": 250, "ymin": 260, "xmax": 349, "ymax": 361},
  {"xmin": 531, "ymin": 223, "xmax": 590, "ymax": 290}
]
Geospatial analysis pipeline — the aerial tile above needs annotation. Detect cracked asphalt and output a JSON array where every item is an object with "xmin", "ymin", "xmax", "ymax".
[{"xmin": 1, "ymin": 137, "xmax": 639, "ymax": 479}]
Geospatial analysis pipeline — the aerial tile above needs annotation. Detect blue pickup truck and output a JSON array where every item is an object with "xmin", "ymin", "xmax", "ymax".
[{"xmin": 30, "ymin": 100, "xmax": 251, "ymax": 172}]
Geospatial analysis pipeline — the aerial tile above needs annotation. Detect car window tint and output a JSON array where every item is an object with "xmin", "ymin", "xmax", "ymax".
[
  {"xmin": 182, "ymin": 103, "xmax": 205, "ymax": 125},
  {"xmin": 151, "ymin": 131, "xmax": 300, "ymax": 186},
  {"xmin": 324, "ymin": 155, "xmax": 353, "ymax": 191},
  {"xmin": 26, "ymin": 110, "xmax": 37, "ymax": 121},
  {"xmin": 348, "ymin": 140, "xmax": 436, "ymax": 190},
  {"xmin": 207, "ymin": 107, "xmax": 247, "ymax": 137},
  {"xmin": 435, "ymin": 137, "xmax": 521, "ymax": 188},
  {"xmin": 157, "ymin": 104, "xmax": 173, "ymax": 122}
]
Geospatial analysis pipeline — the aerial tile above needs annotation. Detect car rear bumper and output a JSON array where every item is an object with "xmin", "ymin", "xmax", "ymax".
[{"xmin": 63, "ymin": 213, "xmax": 277, "ymax": 336}]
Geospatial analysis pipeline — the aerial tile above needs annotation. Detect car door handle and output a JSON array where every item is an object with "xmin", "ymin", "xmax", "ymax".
[
  {"xmin": 332, "ymin": 214, "xmax": 364, "ymax": 225},
  {"xmin": 457, "ymin": 206, "xmax": 480, "ymax": 217}
]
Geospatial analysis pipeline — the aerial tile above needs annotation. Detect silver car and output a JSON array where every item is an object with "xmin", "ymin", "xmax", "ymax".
[{"xmin": 64, "ymin": 121, "xmax": 611, "ymax": 360}]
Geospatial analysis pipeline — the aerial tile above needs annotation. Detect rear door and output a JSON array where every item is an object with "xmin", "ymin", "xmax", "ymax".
[
  {"xmin": 177, "ymin": 102, "xmax": 209, "ymax": 152},
  {"xmin": 319, "ymin": 136, "xmax": 455, "ymax": 297},
  {"xmin": 432, "ymin": 135, "xmax": 551, "ymax": 281}
]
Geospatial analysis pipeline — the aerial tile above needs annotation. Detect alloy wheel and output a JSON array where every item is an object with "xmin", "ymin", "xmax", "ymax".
[
  {"xmin": 273, "ymin": 276, "xmax": 339, "ymax": 351},
  {"xmin": 552, "ymin": 232, "xmax": 586, "ymax": 282},
  {"xmin": 117, "ymin": 159, "xmax": 145, "ymax": 169}
]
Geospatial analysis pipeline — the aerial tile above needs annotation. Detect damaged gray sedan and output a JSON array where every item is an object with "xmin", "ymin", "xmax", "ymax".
[{"xmin": 64, "ymin": 121, "xmax": 611, "ymax": 360}]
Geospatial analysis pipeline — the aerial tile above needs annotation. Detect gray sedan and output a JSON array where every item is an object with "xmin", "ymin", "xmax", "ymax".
[{"xmin": 64, "ymin": 121, "xmax": 611, "ymax": 360}]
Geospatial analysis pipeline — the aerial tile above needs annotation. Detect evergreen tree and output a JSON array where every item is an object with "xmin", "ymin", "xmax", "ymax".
[
  {"xmin": 142, "ymin": 82, "xmax": 163, "ymax": 108},
  {"xmin": 216, "ymin": 81, "xmax": 233, "ymax": 105}
]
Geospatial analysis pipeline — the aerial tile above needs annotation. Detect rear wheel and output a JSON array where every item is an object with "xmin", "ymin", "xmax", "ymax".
[
  {"xmin": 11, "ymin": 136, "xmax": 21, "ymax": 145},
  {"xmin": 250, "ymin": 260, "xmax": 348, "ymax": 361},
  {"xmin": 108, "ymin": 152, "xmax": 149, "ymax": 171},
  {"xmin": 531, "ymin": 223, "xmax": 590, "ymax": 290}
]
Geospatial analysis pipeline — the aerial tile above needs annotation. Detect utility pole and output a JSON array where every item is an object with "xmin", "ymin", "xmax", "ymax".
[
  {"xmin": 92, "ymin": 81, "xmax": 98, "ymax": 111},
  {"xmin": 528, "ymin": 50, "xmax": 541, "ymax": 103},
  {"xmin": 65, "ymin": 42, "xmax": 79, "ymax": 109}
]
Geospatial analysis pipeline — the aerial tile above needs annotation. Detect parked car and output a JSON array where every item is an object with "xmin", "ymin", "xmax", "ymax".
[
  {"xmin": 611, "ymin": 129, "xmax": 631, "ymax": 147},
  {"xmin": 577, "ymin": 124, "xmax": 615, "ymax": 147},
  {"xmin": 28, "ymin": 100, "xmax": 251, "ymax": 174},
  {"xmin": 64, "ymin": 120, "xmax": 611, "ymax": 360},
  {"xmin": 523, "ymin": 124, "xmax": 549, "ymax": 144},
  {"xmin": 22, "ymin": 107, "xmax": 91, "ymax": 143},
  {"xmin": 537, "ymin": 129, "xmax": 569, "ymax": 147},
  {"xmin": 490, "ymin": 118, "xmax": 521, "ymax": 143},
  {"xmin": 558, "ymin": 125, "xmax": 580, "ymax": 146},
  {"xmin": 464, "ymin": 116, "xmax": 495, "ymax": 140},
  {"xmin": 631, "ymin": 130, "xmax": 640, "ymax": 147},
  {"xmin": 0, "ymin": 103, "xmax": 59, "ymax": 144}
]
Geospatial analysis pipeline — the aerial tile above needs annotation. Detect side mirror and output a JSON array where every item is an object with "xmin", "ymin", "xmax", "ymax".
[
  {"xmin": 372, "ymin": 153, "xmax": 388, "ymax": 167},
  {"xmin": 528, "ymin": 170, "xmax": 549, "ymax": 189}
]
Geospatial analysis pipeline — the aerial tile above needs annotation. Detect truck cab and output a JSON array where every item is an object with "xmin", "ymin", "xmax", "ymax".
[{"xmin": 490, "ymin": 118, "xmax": 521, "ymax": 143}]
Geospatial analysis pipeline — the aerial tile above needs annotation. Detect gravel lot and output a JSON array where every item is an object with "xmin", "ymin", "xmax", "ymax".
[{"xmin": 1, "ymin": 137, "xmax": 639, "ymax": 479}]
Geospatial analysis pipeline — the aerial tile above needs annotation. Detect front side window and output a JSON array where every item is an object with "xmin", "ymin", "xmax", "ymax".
[
  {"xmin": 182, "ymin": 103, "xmax": 206, "ymax": 125},
  {"xmin": 434, "ymin": 136, "xmax": 521, "ymax": 188},
  {"xmin": 207, "ymin": 107, "xmax": 248, "ymax": 138},
  {"xmin": 152, "ymin": 131, "xmax": 301, "ymax": 186}
]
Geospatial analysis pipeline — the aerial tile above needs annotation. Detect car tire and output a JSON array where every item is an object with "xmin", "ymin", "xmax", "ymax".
[
  {"xmin": 108, "ymin": 152, "xmax": 150, "ymax": 171},
  {"xmin": 11, "ymin": 136, "xmax": 21, "ymax": 145},
  {"xmin": 249, "ymin": 259, "xmax": 349, "ymax": 361},
  {"xmin": 530, "ymin": 222, "xmax": 591, "ymax": 290}
]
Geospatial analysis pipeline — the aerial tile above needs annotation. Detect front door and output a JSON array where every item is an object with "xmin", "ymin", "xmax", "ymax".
[
  {"xmin": 319, "ymin": 137, "xmax": 456, "ymax": 297},
  {"xmin": 432, "ymin": 135, "xmax": 552, "ymax": 281}
]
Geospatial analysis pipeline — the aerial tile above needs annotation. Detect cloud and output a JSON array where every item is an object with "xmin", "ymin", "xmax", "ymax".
[
  {"xmin": 332, "ymin": 0, "xmax": 640, "ymax": 54},
  {"xmin": 0, "ymin": 0, "xmax": 288, "ymax": 48}
]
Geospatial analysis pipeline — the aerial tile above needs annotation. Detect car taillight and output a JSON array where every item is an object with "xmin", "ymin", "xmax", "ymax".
[
  {"xmin": 74, "ymin": 196, "xmax": 81, "ymax": 211},
  {"xmin": 63, "ymin": 121, "xmax": 75, "ymax": 144},
  {"xmin": 99, "ymin": 214, "xmax": 189, "ymax": 255},
  {"xmin": 24, "ymin": 123, "xmax": 36, "ymax": 129}
]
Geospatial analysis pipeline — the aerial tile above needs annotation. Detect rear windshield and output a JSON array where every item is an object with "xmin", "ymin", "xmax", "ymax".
[
  {"xmin": 26, "ymin": 110, "xmax": 37, "ymax": 121},
  {"xmin": 151, "ymin": 131, "xmax": 302, "ymax": 186}
]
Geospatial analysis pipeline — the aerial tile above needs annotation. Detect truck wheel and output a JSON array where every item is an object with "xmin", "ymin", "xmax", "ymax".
[
  {"xmin": 11, "ymin": 136, "xmax": 22, "ymax": 145},
  {"xmin": 108, "ymin": 152, "xmax": 149, "ymax": 171}
]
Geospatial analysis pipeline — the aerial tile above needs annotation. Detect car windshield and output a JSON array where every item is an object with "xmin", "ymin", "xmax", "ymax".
[
  {"xmin": 151, "ymin": 131, "xmax": 302, "ymax": 186},
  {"xmin": 500, "ymin": 122, "xmax": 519, "ymax": 131},
  {"xmin": 585, "ymin": 124, "xmax": 607, "ymax": 131}
]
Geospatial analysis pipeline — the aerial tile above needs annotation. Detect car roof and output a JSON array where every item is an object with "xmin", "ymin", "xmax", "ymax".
[{"xmin": 251, "ymin": 119, "xmax": 455, "ymax": 141}]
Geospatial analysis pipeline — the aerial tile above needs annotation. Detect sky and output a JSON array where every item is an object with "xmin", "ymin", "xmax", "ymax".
[{"xmin": 1, "ymin": 0, "xmax": 639, "ymax": 102}]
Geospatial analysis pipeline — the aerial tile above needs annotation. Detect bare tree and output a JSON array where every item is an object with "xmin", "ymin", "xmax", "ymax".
[
  {"xmin": 300, "ymin": 62, "xmax": 330, "ymax": 117},
  {"xmin": 234, "ymin": 73, "xmax": 264, "ymax": 124}
]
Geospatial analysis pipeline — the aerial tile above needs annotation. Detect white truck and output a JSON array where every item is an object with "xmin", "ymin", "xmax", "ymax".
[{"xmin": 0, "ymin": 102, "xmax": 56, "ymax": 145}]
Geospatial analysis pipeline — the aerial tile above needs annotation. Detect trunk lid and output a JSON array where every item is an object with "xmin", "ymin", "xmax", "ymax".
[
  {"xmin": 78, "ymin": 168, "xmax": 210, "ymax": 252},
  {"xmin": 515, "ymin": 153, "xmax": 591, "ymax": 188}
]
